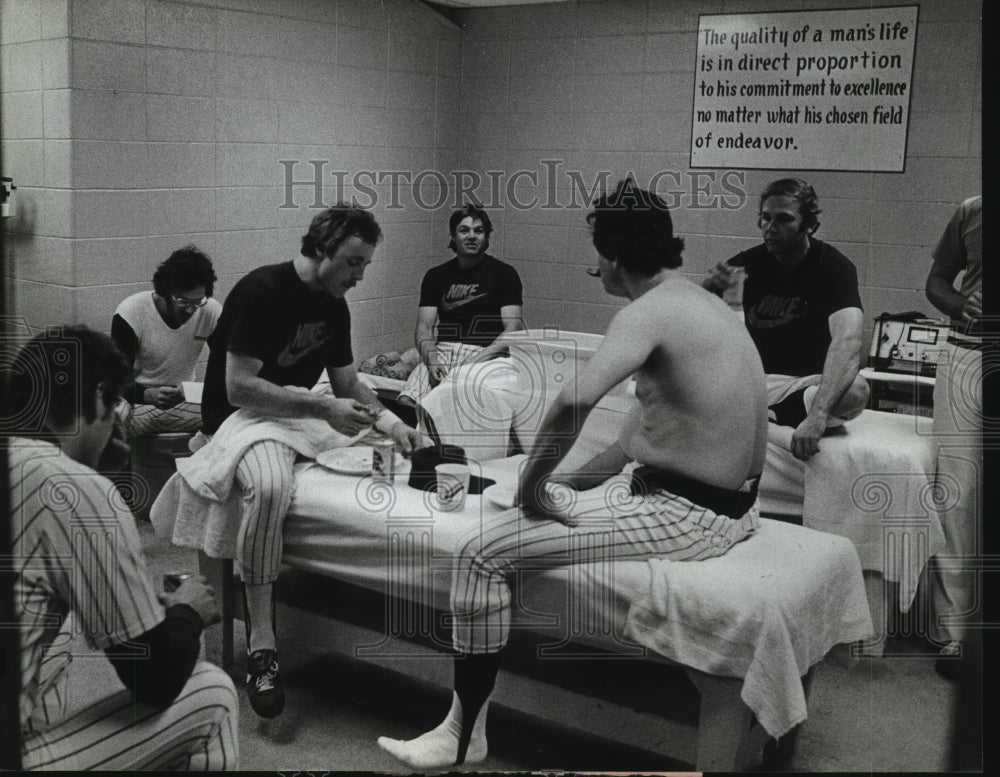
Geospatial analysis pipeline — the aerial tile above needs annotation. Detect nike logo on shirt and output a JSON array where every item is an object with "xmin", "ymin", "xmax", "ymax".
[
  {"xmin": 276, "ymin": 322, "xmax": 329, "ymax": 366},
  {"xmin": 746, "ymin": 294, "xmax": 809, "ymax": 329},
  {"xmin": 441, "ymin": 292, "xmax": 489, "ymax": 311}
]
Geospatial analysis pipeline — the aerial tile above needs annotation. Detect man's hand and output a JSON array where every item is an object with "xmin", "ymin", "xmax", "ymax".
[
  {"xmin": 962, "ymin": 289, "xmax": 982, "ymax": 325},
  {"xmin": 325, "ymin": 398, "xmax": 378, "ymax": 436},
  {"xmin": 159, "ymin": 575, "xmax": 221, "ymax": 627},
  {"xmin": 703, "ymin": 261, "xmax": 738, "ymax": 295},
  {"xmin": 790, "ymin": 413, "xmax": 827, "ymax": 461},
  {"xmin": 388, "ymin": 422, "xmax": 427, "ymax": 456},
  {"xmin": 516, "ymin": 477, "xmax": 579, "ymax": 525},
  {"xmin": 427, "ymin": 349, "xmax": 449, "ymax": 386},
  {"xmin": 98, "ymin": 414, "xmax": 131, "ymax": 474},
  {"xmin": 145, "ymin": 385, "xmax": 184, "ymax": 409}
]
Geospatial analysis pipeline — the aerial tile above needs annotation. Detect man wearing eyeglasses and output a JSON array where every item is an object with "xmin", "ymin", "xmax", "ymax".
[{"xmin": 111, "ymin": 245, "xmax": 222, "ymax": 435}]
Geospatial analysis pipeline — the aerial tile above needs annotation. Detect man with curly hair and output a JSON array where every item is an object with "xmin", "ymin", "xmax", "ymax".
[
  {"xmin": 112, "ymin": 245, "xmax": 221, "ymax": 436},
  {"xmin": 378, "ymin": 179, "xmax": 768, "ymax": 770},
  {"xmin": 397, "ymin": 203, "xmax": 524, "ymax": 407},
  {"xmin": 200, "ymin": 204, "xmax": 424, "ymax": 719}
]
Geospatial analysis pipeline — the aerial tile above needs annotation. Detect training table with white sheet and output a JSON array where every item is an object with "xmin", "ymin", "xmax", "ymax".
[
  {"xmin": 156, "ymin": 438, "xmax": 873, "ymax": 771},
  {"xmin": 365, "ymin": 350, "xmax": 946, "ymax": 631},
  {"xmin": 759, "ymin": 408, "xmax": 946, "ymax": 635}
]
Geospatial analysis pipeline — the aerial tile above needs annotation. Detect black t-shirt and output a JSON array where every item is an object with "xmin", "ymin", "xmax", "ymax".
[
  {"xmin": 201, "ymin": 262, "xmax": 353, "ymax": 434},
  {"xmin": 419, "ymin": 255, "xmax": 523, "ymax": 346},
  {"xmin": 733, "ymin": 239, "xmax": 862, "ymax": 376}
]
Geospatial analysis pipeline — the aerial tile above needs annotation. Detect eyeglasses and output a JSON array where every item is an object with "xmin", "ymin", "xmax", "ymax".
[{"xmin": 171, "ymin": 295, "xmax": 209, "ymax": 309}]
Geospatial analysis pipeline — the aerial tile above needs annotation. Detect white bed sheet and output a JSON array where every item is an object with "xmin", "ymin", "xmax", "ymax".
[
  {"xmin": 283, "ymin": 454, "xmax": 872, "ymax": 739},
  {"xmin": 355, "ymin": 372, "xmax": 406, "ymax": 394},
  {"xmin": 759, "ymin": 411, "xmax": 943, "ymax": 610}
]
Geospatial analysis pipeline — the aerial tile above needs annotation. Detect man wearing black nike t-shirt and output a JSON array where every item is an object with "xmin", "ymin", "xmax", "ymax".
[
  {"xmin": 704, "ymin": 179, "xmax": 869, "ymax": 462},
  {"xmin": 201, "ymin": 205, "xmax": 423, "ymax": 719},
  {"xmin": 398, "ymin": 204, "xmax": 524, "ymax": 406}
]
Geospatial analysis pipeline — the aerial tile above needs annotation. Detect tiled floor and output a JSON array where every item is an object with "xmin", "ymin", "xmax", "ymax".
[{"xmin": 138, "ymin": 520, "xmax": 967, "ymax": 772}]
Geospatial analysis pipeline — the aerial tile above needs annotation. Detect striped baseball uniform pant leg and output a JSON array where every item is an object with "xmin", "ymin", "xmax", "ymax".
[
  {"xmin": 450, "ymin": 491, "xmax": 760, "ymax": 654},
  {"xmin": 21, "ymin": 660, "xmax": 239, "ymax": 771},
  {"xmin": 117, "ymin": 399, "xmax": 203, "ymax": 436},
  {"xmin": 234, "ymin": 439, "xmax": 298, "ymax": 585},
  {"xmin": 398, "ymin": 342, "xmax": 483, "ymax": 406}
]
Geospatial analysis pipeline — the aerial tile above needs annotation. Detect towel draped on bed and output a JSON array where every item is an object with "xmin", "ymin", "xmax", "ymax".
[
  {"xmin": 624, "ymin": 519, "xmax": 874, "ymax": 738},
  {"xmin": 766, "ymin": 411, "xmax": 944, "ymax": 610}
]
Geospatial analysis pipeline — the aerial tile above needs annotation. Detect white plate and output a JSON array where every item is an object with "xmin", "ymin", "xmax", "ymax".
[
  {"xmin": 316, "ymin": 446, "xmax": 404, "ymax": 475},
  {"xmin": 482, "ymin": 483, "xmax": 516, "ymax": 509}
]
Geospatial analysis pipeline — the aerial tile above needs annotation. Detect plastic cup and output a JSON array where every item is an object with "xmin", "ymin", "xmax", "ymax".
[
  {"xmin": 435, "ymin": 462, "xmax": 470, "ymax": 511},
  {"xmin": 722, "ymin": 267, "xmax": 746, "ymax": 310}
]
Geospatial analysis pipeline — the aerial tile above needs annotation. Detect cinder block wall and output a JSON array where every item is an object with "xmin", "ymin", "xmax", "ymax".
[
  {"xmin": 1, "ymin": 0, "xmax": 982, "ymax": 362},
  {"xmin": 451, "ymin": 0, "xmax": 982, "ymax": 350},
  {"xmin": 1, "ymin": 0, "xmax": 462, "ymax": 361}
]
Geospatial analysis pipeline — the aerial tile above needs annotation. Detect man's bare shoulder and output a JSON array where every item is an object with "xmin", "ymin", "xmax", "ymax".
[{"xmin": 626, "ymin": 276, "xmax": 717, "ymax": 317}]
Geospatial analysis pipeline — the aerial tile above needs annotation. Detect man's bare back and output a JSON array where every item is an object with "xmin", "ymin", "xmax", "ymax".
[{"xmin": 612, "ymin": 276, "xmax": 768, "ymax": 489}]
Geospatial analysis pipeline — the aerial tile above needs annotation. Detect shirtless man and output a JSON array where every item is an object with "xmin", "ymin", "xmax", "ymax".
[{"xmin": 377, "ymin": 178, "xmax": 768, "ymax": 770}]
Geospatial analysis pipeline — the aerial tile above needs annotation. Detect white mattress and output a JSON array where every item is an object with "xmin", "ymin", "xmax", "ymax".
[
  {"xmin": 758, "ymin": 411, "xmax": 943, "ymax": 611},
  {"xmin": 283, "ymin": 453, "xmax": 872, "ymax": 738}
]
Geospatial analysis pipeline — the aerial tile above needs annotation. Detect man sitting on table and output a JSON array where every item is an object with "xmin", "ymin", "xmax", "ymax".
[
  {"xmin": 704, "ymin": 178, "xmax": 869, "ymax": 461},
  {"xmin": 200, "ymin": 204, "xmax": 424, "ymax": 719},
  {"xmin": 112, "ymin": 245, "xmax": 222, "ymax": 436},
  {"xmin": 378, "ymin": 178, "xmax": 768, "ymax": 770},
  {"xmin": 397, "ymin": 203, "xmax": 524, "ymax": 408}
]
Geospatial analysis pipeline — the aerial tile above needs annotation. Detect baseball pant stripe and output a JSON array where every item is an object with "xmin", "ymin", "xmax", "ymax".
[
  {"xmin": 22, "ymin": 661, "xmax": 238, "ymax": 771},
  {"xmin": 235, "ymin": 439, "xmax": 297, "ymax": 585},
  {"xmin": 121, "ymin": 401, "xmax": 203, "ymax": 435},
  {"xmin": 450, "ymin": 492, "xmax": 759, "ymax": 653}
]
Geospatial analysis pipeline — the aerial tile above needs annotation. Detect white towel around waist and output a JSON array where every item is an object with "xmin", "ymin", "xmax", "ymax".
[
  {"xmin": 150, "ymin": 399, "xmax": 368, "ymax": 558},
  {"xmin": 176, "ymin": 405, "xmax": 367, "ymax": 501}
]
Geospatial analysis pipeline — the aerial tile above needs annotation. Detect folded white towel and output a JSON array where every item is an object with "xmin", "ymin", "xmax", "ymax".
[{"xmin": 625, "ymin": 520, "xmax": 874, "ymax": 739}]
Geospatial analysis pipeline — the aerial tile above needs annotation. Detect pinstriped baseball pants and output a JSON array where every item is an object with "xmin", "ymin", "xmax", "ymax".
[
  {"xmin": 22, "ymin": 657, "xmax": 239, "ymax": 771},
  {"xmin": 119, "ymin": 400, "xmax": 203, "ymax": 435},
  {"xmin": 234, "ymin": 439, "xmax": 298, "ymax": 585},
  {"xmin": 449, "ymin": 490, "xmax": 760, "ymax": 654}
]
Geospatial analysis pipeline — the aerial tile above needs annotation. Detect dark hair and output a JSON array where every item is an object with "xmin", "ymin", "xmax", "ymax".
[
  {"xmin": 301, "ymin": 204, "xmax": 382, "ymax": 260},
  {"xmin": 5, "ymin": 325, "xmax": 128, "ymax": 432},
  {"xmin": 758, "ymin": 178, "xmax": 821, "ymax": 234},
  {"xmin": 152, "ymin": 245, "xmax": 217, "ymax": 298},
  {"xmin": 448, "ymin": 204, "xmax": 493, "ymax": 253},
  {"xmin": 586, "ymin": 178, "xmax": 685, "ymax": 275}
]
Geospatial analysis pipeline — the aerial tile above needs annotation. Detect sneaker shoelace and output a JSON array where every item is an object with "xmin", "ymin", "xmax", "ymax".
[{"xmin": 252, "ymin": 657, "xmax": 279, "ymax": 692}]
